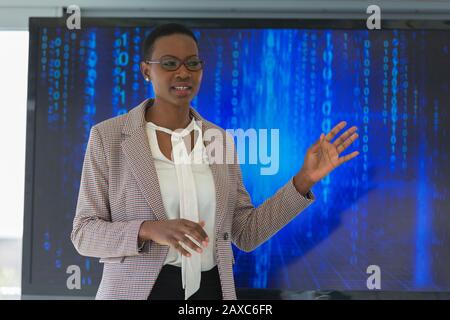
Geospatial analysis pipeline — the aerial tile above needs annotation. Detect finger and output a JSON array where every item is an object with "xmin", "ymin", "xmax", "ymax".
[
  {"xmin": 338, "ymin": 151, "xmax": 360, "ymax": 166},
  {"xmin": 310, "ymin": 133, "xmax": 324, "ymax": 152},
  {"xmin": 180, "ymin": 235, "xmax": 203, "ymax": 253},
  {"xmin": 320, "ymin": 133, "xmax": 326, "ymax": 144},
  {"xmin": 174, "ymin": 235, "xmax": 201, "ymax": 256},
  {"xmin": 337, "ymin": 132, "xmax": 359, "ymax": 154},
  {"xmin": 194, "ymin": 223, "xmax": 209, "ymax": 247},
  {"xmin": 316, "ymin": 133, "xmax": 324, "ymax": 145},
  {"xmin": 183, "ymin": 226, "xmax": 209, "ymax": 248},
  {"xmin": 333, "ymin": 126, "xmax": 357, "ymax": 149},
  {"xmin": 173, "ymin": 241, "xmax": 192, "ymax": 257},
  {"xmin": 325, "ymin": 121, "xmax": 347, "ymax": 142},
  {"xmin": 183, "ymin": 219, "xmax": 209, "ymax": 242}
]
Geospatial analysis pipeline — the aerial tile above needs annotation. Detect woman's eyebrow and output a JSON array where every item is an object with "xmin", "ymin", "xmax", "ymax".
[{"xmin": 159, "ymin": 54, "xmax": 199, "ymax": 59}]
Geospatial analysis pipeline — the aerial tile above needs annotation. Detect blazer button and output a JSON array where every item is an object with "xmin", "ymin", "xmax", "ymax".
[{"xmin": 223, "ymin": 232, "xmax": 229, "ymax": 240}]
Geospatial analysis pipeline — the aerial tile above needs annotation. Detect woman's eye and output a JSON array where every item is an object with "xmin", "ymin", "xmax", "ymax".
[
  {"xmin": 162, "ymin": 60, "xmax": 178, "ymax": 67},
  {"xmin": 187, "ymin": 60, "xmax": 201, "ymax": 67}
]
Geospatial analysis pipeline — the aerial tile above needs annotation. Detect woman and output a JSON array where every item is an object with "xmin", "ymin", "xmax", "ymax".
[{"xmin": 71, "ymin": 23, "xmax": 359, "ymax": 300}]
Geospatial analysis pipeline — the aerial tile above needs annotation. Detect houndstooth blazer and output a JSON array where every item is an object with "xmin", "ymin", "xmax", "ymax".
[{"xmin": 71, "ymin": 98, "xmax": 316, "ymax": 300}]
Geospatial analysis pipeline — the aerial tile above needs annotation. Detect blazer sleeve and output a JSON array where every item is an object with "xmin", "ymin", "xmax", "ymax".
[
  {"xmin": 231, "ymin": 161, "xmax": 316, "ymax": 252},
  {"xmin": 70, "ymin": 125, "xmax": 147, "ymax": 258}
]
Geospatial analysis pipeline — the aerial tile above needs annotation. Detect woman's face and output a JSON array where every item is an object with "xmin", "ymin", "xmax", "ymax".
[{"xmin": 141, "ymin": 33, "xmax": 203, "ymax": 107}]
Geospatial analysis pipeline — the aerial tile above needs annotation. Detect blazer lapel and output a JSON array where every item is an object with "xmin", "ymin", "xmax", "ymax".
[{"xmin": 121, "ymin": 99, "xmax": 168, "ymax": 221}]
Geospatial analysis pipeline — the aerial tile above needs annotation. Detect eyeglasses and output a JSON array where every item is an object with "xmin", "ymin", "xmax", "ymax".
[{"xmin": 144, "ymin": 56, "xmax": 204, "ymax": 71}]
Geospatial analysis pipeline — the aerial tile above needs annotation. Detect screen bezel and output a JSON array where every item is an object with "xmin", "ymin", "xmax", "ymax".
[{"xmin": 23, "ymin": 16, "xmax": 450, "ymax": 298}]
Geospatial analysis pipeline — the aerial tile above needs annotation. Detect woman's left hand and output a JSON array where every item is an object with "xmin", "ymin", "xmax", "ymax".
[{"xmin": 294, "ymin": 121, "xmax": 360, "ymax": 194}]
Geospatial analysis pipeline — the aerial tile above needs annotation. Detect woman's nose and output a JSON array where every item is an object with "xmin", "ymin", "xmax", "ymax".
[{"xmin": 175, "ymin": 63, "xmax": 192, "ymax": 78}]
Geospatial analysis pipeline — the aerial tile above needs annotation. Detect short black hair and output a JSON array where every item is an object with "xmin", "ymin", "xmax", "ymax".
[{"xmin": 142, "ymin": 23, "xmax": 198, "ymax": 60}]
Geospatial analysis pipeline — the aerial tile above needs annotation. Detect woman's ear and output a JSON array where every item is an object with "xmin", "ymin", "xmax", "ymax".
[{"xmin": 140, "ymin": 61, "xmax": 151, "ymax": 82}]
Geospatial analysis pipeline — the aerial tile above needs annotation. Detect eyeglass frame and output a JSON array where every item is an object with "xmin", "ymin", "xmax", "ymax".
[{"xmin": 143, "ymin": 55, "xmax": 204, "ymax": 72}]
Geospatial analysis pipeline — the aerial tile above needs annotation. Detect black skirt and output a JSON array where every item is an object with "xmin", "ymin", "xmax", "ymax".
[{"xmin": 147, "ymin": 264, "xmax": 223, "ymax": 300}]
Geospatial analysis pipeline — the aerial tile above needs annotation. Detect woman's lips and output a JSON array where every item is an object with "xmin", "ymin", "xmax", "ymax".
[{"xmin": 171, "ymin": 86, "xmax": 192, "ymax": 97}]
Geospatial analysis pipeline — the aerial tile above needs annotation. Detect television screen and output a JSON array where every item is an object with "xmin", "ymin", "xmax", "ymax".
[{"xmin": 23, "ymin": 18, "xmax": 450, "ymax": 297}]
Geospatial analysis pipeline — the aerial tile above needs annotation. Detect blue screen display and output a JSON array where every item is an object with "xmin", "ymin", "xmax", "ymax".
[{"xmin": 30, "ymin": 23, "xmax": 450, "ymax": 295}]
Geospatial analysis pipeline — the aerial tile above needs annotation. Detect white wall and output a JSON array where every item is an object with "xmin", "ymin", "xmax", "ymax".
[{"xmin": 0, "ymin": 31, "xmax": 28, "ymax": 239}]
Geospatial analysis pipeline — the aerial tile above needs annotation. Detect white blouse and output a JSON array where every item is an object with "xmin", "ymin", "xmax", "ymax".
[{"xmin": 145, "ymin": 117, "xmax": 217, "ymax": 273}]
